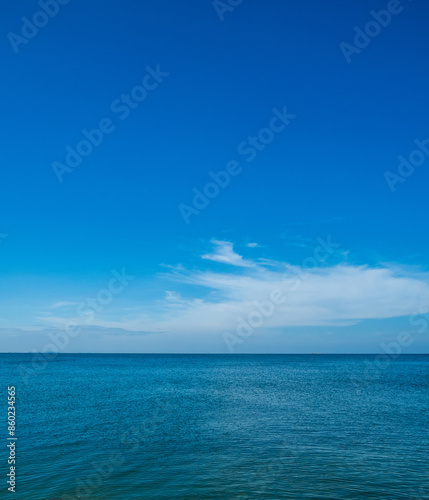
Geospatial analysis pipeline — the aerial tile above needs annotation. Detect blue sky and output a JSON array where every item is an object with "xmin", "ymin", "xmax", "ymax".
[{"xmin": 1, "ymin": 0, "xmax": 429, "ymax": 353}]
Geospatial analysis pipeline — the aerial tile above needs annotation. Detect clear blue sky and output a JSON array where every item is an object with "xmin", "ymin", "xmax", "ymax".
[{"xmin": 1, "ymin": 0, "xmax": 429, "ymax": 353}]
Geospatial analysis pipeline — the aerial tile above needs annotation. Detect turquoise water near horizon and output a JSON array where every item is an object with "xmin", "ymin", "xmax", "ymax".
[{"xmin": 1, "ymin": 354, "xmax": 428, "ymax": 499}]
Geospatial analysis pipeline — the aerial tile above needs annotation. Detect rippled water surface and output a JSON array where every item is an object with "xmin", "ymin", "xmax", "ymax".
[{"xmin": 1, "ymin": 354, "xmax": 428, "ymax": 499}]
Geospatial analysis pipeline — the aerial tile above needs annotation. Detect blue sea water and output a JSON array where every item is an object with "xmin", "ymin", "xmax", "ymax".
[{"xmin": 0, "ymin": 354, "xmax": 428, "ymax": 499}]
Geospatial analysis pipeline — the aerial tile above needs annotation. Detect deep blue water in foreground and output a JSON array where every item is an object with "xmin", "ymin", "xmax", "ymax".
[{"xmin": 0, "ymin": 354, "xmax": 428, "ymax": 499}]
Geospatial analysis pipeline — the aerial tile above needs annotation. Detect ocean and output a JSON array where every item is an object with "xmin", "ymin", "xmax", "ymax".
[{"xmin": 1, "ymin": 354, "xmax": 428, "ymax": 499}]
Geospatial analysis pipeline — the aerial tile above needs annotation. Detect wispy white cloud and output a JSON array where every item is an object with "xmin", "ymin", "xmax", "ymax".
[
  {"xmin": 154, "ymin": 262, "xmax": 429, "ymax": 332},
  {"xmin": 164, "ymin": 290, "xmax": 182, "ymax": 302},
  {"xmin": 21, "ymin": 240, "xmax": 429, "ymax": 339},
  {"xmin": 202, "ymin": 240, "xmax": 255, "ymax": 267},
  {"xmin": 51, "ymin": 301, "xmax": 77, "ymax": 309}
]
